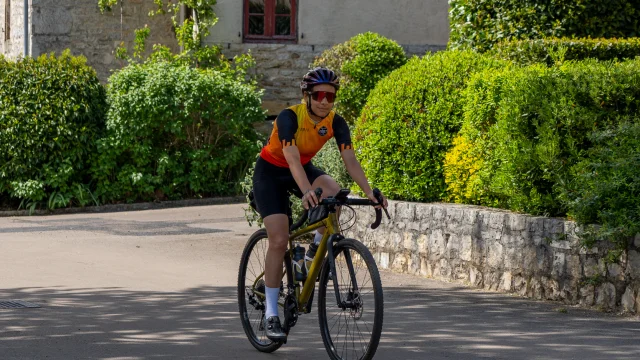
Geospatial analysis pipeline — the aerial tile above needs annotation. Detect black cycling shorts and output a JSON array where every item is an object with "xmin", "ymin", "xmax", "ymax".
[{"xmin": 252, "ymin": 156, "xmax": 326, "ymax": 219}]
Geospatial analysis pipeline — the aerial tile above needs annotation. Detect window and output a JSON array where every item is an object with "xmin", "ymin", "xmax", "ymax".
[
  {"xmin": 244, "ymin": 0, "xmax": 296, "ymax": 43},
  {"xmin": 4, "ymin": 0, "xmax": 10, "ymax": 41}
]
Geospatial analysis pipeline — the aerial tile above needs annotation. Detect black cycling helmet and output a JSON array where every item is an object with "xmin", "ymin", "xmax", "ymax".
[{"xmin": 300, "ymin": 67, "xmax": 340, "ymax": 93}]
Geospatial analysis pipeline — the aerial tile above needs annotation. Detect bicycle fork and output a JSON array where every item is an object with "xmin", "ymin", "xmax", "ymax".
[{"xmin": 326, "ymin": 234, "xmax": 361, "ymax": 310}]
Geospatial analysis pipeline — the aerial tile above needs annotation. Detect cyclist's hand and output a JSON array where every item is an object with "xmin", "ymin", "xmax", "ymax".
[
  {"xmin": 367, "ymin": 190, "xmax": 388, "ymax": 210},
  {"xmin": 302, "ymin": 189, "xmax": 319, "ymax": 210}
]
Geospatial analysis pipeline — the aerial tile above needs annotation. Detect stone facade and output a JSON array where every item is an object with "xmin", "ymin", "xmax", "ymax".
[
  {"xmin": 345, "ymin": 200, "xmax": 640, "ymax": 313},
  {"xmin": 1, "ymin": 0, "xmax": 26, "ymax": 59},
  {"xmin": 220, "ymin": 43, "xmax": 445, "ymax": 115},
  {"xmin": 2, "ymin": 0, "xmax": 178, "ymax": 81}
]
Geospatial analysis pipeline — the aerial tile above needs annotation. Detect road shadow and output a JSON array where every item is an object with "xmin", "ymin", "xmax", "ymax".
[
  {"xmin": 1, "ymin": 284, "xmax": 639, "ymax": 360},
  {"xmin": 0, "ymin": 217, "xmax": 241, "ymax": 237}
]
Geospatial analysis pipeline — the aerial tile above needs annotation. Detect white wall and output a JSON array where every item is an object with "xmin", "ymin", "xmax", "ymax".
[
  {"xmin": 1, "ymin": 0, "xmax": 28, "ymax": 59},
  {"xmin": 299, "ymin": 0, "xmax": 449, "ymax": 46},
  {"xmin": 210, "ymin": 0, "xmax": 243, "ymax": 43},
  {"xmin": 206, "ymin": 0, "xmax": 449, "ymax": 46}
]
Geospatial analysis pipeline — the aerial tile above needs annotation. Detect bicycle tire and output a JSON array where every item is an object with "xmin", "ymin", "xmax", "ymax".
[
  {"xmin": 237, "ymin": 229, "xmax": 283, "ymax": 353},
  {"xmin": 318, "ymin": 238, "xmax": 383, "ymax": 360}
]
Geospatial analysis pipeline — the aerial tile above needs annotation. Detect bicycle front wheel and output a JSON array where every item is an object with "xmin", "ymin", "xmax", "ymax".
[
  {"xmin": 237, "ymin": 229, "xmax": 283, "ymax": 353},
  {"xmin": 318, "ymin": 238, "xmax": 383, "ymax": 360}
]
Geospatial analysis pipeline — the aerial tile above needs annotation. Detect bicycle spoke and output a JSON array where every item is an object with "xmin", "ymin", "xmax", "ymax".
[{"xmin": 319, "ymin": 240, "xmax": 382, "ymax": 360}]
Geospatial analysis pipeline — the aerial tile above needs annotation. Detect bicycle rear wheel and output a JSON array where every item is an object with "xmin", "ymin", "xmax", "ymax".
[
  {"xmin": 237, "ymin": 229, "xmax": 283, "ymax": 353},
  {"xmin": 318, "ymin": 238, "xmax": 383, "ymax": 360}
]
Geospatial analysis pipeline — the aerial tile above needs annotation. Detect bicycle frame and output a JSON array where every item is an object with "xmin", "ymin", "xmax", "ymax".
[
  {"xmin": 252, "ymin": 188, "xmax": 388, "ymax": 317},
  {"xmin": 288, "ymin": 211, "xmax": 337, "ymax": 310},
  {"xmin": 249, "ymin": 214, "xmax": 334, "ymax": 306}
]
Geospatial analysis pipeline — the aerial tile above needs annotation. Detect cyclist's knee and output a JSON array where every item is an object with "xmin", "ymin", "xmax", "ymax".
[
  {"xmin": 268, "ymin": 234, "xmax": 288, "ymax": 253},
  {"xmin": 313, "ymin": 175, "xmax": 340, "ymax": 197}
]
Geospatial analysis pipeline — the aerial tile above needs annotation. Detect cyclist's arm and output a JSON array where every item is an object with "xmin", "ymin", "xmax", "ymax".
[
  {"xmin": 333, "ymin": 115, "xmax": 386, "ymax": 207},
  {"xmin": 283, "ymin": 146, "xmax": 317, "ymax": 208},
  {"xmin": 341, "ymin": 149, "xmax": 373, "ymax": 197},
  {"xmin": 332, "ymin": 115, "xmax": 372, "ymax": 196},
  {"xmin": 275, "ymin": 109, "xmax": 317, "ymax": 207},
  {"xmin": 283, "ymin": 146, "xmax": 313, "ymax": 193}
]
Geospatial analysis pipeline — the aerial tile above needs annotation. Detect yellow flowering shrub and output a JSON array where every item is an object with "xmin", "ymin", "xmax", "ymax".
[{"xmin": 443, "ymin": 135, "xmax": 485, "ymax": 204}]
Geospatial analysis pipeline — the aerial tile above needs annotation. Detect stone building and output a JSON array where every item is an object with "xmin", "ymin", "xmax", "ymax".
[
  {"xmin": 2, "ymin": 0, "xmax": 449, "ymax": 115},
  {"xmin": 1, "ymin": 1, "xmax": 179, "ymax": 79}
]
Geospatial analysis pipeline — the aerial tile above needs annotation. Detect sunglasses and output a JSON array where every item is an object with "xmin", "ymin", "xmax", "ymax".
[{"xmin": 310, "ymin": 91, "xmax": 336, "ymax": 103}]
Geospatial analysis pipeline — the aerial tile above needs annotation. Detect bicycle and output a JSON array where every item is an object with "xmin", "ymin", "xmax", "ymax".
[{"xmin": 238, "ymin": 187, "xmax": 390, "ymax": 360}]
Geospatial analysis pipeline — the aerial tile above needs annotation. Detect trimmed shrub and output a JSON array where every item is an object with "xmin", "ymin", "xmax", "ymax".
[
  {"xmin": 447, "ymin": 59, "xmax": 640, "ymax": 216},
  {"xmin": 0, "ymin": 51, "xmax": 107, "ymax": 210},
  {"xmin": 355, "ymin": 50, "xmax": 507, "ymax": 202},
  {"xmin": 490, "ymin": 37, "xmax": 640, "ymax": 66},
  {"xmin": 314, "ymin": 32, "xmax": 407, "ymax": 124},
  {"xmin": 93, "ymin": 61, "xmax": 264, "ymax": 203},
  {"xmin": 449, "ymin": 0, "xmax": 640, "ymax": 52},
  {"xmin": 443, "ymin": 135, "xmax": 487, "ymax": 205},
  {"xmin": 565, "ymin": 121, "xmax": 640, "ymax": 257}
]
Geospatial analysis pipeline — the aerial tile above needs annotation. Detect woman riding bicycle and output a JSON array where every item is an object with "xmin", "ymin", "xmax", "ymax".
[{"xmin": 252, "ymin": 67, "xmax": 388, "ymax": 342}]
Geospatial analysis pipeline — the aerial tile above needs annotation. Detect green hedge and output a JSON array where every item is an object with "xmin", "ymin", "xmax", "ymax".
[
  {"xmin": 355, "ymin": 50, "xmax": 507, "ymax": 202},
  {"xmin": 93, "ymin": 61, "xmax": 265, "ymax": 203},
  {"xmin": 446, "ymin": 59, "xmax": 640, "ymax": 216},
  {"xmin": 449, "ymin": 0, "xmax": 640, "ymax": 52},
  {"xmin": 490, "ymin": 37, "xmax": 640, "ymax": 66},
  {"xmin": 0, "ymin": 51, "xmax": 107, "ymax": 210},
  {"xmin": 314, "ymin": 32, "xmax": 407, "ymax": 124},
  {"xmin": 565, "ymin": 121, "xmax": 640, "ymax": 256}
]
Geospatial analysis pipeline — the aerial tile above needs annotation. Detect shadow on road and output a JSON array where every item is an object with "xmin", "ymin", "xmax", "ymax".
[
  {"xmin": 0, "ymin": 217, "xmax": 239, "ymax": 237},
  {"xmin": 1, "ymin": 284, "xmax": 639, "ymax": 360}
]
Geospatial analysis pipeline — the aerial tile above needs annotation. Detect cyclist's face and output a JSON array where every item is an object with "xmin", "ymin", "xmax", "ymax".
[{"xmin": 309, "ymin": 84, "xmax": 336, "ymax": 118}]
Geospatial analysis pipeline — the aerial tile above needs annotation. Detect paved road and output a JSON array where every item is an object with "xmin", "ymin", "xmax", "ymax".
[{"xmin": 1, "ymin": 204, "xmax": 638, "ymax": 360}]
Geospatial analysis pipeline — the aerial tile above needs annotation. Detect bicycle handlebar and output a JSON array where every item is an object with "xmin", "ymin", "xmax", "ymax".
[{"xmin": 290, "ymin": 187, "xmax": 390, "ymax": 232}]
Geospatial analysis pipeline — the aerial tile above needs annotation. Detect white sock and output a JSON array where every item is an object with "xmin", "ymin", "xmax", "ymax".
[
  {"xmin": 265, "ymin": 286, "xmax": 280, "ymax": 319},
  {"xmin": 314, "ymin": 231, "xmax": 323, "ymax": 245}
]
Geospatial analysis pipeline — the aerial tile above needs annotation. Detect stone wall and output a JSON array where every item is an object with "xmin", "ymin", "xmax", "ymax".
[
  {"xmin": 345, "ymin": 200, "xmax": 640, "ymax": 313},
  {"xmin": 1, "ymin": 0, "xmax": 26, "ymax": 59},
  {"xmin": 221, "ymin": 43, "xmax": 445, "ymax": 116},
  {"xmin": 29, "ymin": 0, "xmax": 178, "ymax": 82}
]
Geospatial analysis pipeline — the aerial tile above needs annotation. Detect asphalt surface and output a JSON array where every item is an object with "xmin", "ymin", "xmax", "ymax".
[{"xmin": 1, "ymin": 204, "xmax": 639, "ymax": 360}]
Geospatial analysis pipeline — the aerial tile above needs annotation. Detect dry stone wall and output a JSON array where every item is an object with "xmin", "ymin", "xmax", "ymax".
[{"xmin": 345, "ymin": 200, "xmax": 640, "ymax": 313}]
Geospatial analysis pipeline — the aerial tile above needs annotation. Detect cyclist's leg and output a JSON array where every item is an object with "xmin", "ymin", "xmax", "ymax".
[
  {"xmin": 252, "ymin": 158, "xmax": 292, "ymax": 341},
  {"xmin": 261, "ymin": 214, "xmax": 288, "ymax": 341},
  {"xmin": 262, "ymin": 214, "xmax": 289, "ymax": 301}
]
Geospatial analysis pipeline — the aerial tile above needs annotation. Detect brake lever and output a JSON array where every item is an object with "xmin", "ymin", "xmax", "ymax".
[{"xmin": 372, "ymin": 188, "xmax": 391, "ymax": 220}]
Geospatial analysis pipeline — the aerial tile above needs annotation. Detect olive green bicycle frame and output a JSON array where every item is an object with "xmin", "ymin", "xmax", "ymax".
[{"xmin": 253, "ymin": 211, "xmax": 339, "ymax": 312}]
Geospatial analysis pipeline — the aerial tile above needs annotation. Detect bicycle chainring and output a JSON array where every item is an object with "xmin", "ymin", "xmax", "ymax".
[{"xmin": 283, "ymin": 293, "xmax": 299, "ymax": 333}]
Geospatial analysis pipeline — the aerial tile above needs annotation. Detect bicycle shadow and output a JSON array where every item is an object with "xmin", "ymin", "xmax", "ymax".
[{"xmin": 1, "ymin": 284, "xmax": 638, "ymax": 359}]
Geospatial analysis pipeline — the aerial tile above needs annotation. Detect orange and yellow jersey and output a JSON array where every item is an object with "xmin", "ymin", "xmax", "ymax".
[{"xmin": 260, "ymin": 104, "xmax": 353, "ymax": 168}]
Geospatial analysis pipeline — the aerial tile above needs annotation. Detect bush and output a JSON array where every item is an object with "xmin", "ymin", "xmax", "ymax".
[
  {"xmin": 449, "ymin": 0, "xmax": 640, "ymax": 52},
  {"xmin": 93, "ymin": 61, "xmax": 265, "ymax": 203},
  {"xmin": 355, "ymin": 50, "xmax": 507, "ymax": 202},
  {"xmin": 443, "ymin": 135, "xmax": 487, "ymax": 205},
  {"xmin": 446, "ymin": 59, "xmax": 640, "ymax": 216},
  {"xmin": 314, "ymin": 32, "xmax": 407, "ymax": 124},
  {"xmin": 490, "ymin": 37, "xmax": 640, "ymax": 66},
  {"xmin": 565, "ymin": 122, "xmax": 640, "ymax": 257},
  {"xmin": 0, "ymin": 51, "xmax": 107, "ymax": 210}
]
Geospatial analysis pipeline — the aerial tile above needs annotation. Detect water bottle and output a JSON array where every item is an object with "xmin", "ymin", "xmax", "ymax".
[{"xmin": 292, "ymin": 244, "xmax": 307, "ymax": 282}]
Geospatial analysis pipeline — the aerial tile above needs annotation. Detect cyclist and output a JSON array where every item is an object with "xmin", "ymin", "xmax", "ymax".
[{"xmin": 251, "ymin": 67, "xmax": 388, "ymax": 341}]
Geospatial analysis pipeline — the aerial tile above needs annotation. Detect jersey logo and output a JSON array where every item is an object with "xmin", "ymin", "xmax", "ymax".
[{"xmin": 318, "ymin": 126, "xmax": 328, "ymax": 136}]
